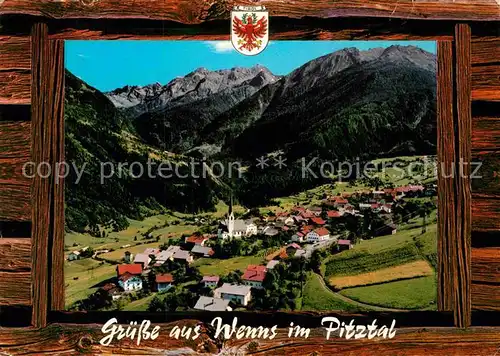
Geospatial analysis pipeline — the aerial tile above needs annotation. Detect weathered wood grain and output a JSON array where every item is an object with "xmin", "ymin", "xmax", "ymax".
[
  {"xmin": 472, "ymin": 247, "xmax": 500, "ymax": 284},
  {"xmin": 0, "ymin": 121, "xmax": 31, "ymax": 159},
  {"xmin": 0, "ymin": 238, "xmax": 31, "ymax": 272},
  {"xmin": 453, "ymin": 23, "xmax": 472, "ymax": 328},
  {"xmin": 44, "ymin": 17, "xmax": 457, "ymax": 40},
  {"xmin": 471, "ymin": 151, "xmax": 500, "ymax": 198},
  {"xmin": 0, "ymin": 324, "xmax": 500, "ymax": 355},
  {"xmin": 472, "ymin": 37, "xmax": 500, "ymax": 65},
  {"xmin": 472, "ymin": 198, "xmax": 500, "ymax": 232},
  {"xmin": 1, "ymin": 0, "xmax": 500, "ymax": 21},
  {"xmin": 473, "ymin": 117, "xmax": 500, "ymax": 150},
  {"xmin": 472, "ymin": 283, "xmax": 500, "ymax": 311},
  {"xmin": 0, "ymin": 70, "xmax": 30, "ymax": 105},
  {"xmin": 0, "ymin": 37, "xmax": 31, "ymax": 69},
  {"xmin": 50, "ymin": 39, "xmax": 65, "ymax": 311},
  {"xmin": 0, "ymin": 184, "xmax": 30, "ymax": 221},
  {"xmin": 0, "ymin": 36, "xmax": 31, "ymax": 105},
  {"xmin": 0, "ymin": 121, "xmax": 31, "ymax": 192},
  {"xmin": 437, "ymin": 40, "xmax": 455, "ymax": 312},
  {"xmin": 472, "ymin": 64, "xmax": 500, "ymax": 102},
  {"xmin": 31, "ymin": 22, "xmax": 50, "ymax": 328},
  {"xmin": 0, "ymin": 271, "xmax": 31, "ymax": 306}
]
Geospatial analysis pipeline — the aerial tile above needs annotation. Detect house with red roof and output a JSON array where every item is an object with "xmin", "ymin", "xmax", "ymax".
[
  {"xmin": 310, "ymin": 217, "xmax": 326, "ymax": 225},
  {"xmin": 242, "ymin": 266, "xmax": 267, "ymax": 289},
  {"xmin": 301, "ymin": 225, "xmax": 314, "ymax": 234},
  {"xmin": 116, "ymin": 263, "xmax": 142, "ymax": 278},
  {"xmin": 306, "ymin": 228, "xmax": 330, "ymax": 242},
  {"xmin": 202, "ymin": 275, "xmax": 220, "ymax": 289},
  {"xmin": 300, "ymin": 210, "xmax": 316, "ymax": 219},
  {"xmin": 156, "ymin": 273, "xmax": 174, "ymax": 292},
  {"xmin": 329, "ymin": 196, "xmax": 349, "ymax": 206},
  {"xmin": 185, "ymin": 235, "xmax": 209, "ymax": 246},
  {"xmin": 327, "ymin": 211, "xmax": 343, "ymax": 218}
]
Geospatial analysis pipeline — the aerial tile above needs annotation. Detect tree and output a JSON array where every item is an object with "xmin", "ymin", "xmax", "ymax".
[
  {"xmin": 309, "ymin": 250, "xmax": 323, "ymax": 274},
  {"xmin": 147, "ymin": 295, "xmax": 164, "ymax": 312}
]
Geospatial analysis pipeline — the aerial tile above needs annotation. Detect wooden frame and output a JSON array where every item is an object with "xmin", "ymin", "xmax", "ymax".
[{"xmin": 0, "ymin": 1, "xmax": 499, "ymax": 354}]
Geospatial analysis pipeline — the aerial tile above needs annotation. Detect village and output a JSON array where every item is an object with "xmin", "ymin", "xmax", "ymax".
[{"xmin": 66, "ymin": 181, "xmax": 437, "ymax": 312}]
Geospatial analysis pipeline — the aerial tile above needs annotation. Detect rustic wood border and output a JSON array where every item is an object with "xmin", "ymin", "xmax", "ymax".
[{"xmin": 41, "ymin": 26, "xmax": 469, "ymax": 328}]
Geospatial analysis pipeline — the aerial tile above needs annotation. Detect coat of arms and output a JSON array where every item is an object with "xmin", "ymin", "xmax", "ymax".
[{"xmin": 231, "ymin": 6, "xmax": 269, "ymax": 56}]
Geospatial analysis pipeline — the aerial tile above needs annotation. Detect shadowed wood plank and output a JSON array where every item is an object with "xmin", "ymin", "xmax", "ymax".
[
  {"xmin": 0, "ymin": 36, "xmax": 31, "ymax": 105},
  {"xmin": 44, "ymin": 17, "xmax": 456, "ymax": 40},
  {"xmin": 472, "ymin": 198, "xmax": 500, "ymax": 232},
  {"xmin": 472, "ymin": 37, "xmax": 500, "ymax": 65},
  {"xmin": 0, "ymin": 121, "xmax": 31, "ymax": 158},
  {"xmin": 0, "ymin": 271, "xmax": 31, "ymax": 306},
  {"xmin": 0, "ymin": 36, "xmax": 31, "ymax": 69},
  {"xmin": 0, "ymin": 324, "xmax": 500, "ymax": 355},
  {"xmin": 50, "ymin": 39, "xmax": 65, "ymax": 311},
  {"xmin": 473, "ymin": 117, "xmax": 500, "ymax": 150},
  {"xmin": 0, "ymin": 184, "xmax": 30, "ymax": 221},
  {"xmin": 472, "ymin": 64, "xmax": 500, "ymax": 101},
  {"xmin": 472, "ymin": 247, "xmax": 500, "ymax": 284},
  {"xmin": 1, "ymin": 0, "xmax": 500, "ymax": 21},
  {"xmin": 31, "ymin": 22, "xmax": 50, "ymax": 328},
  {"xmin": 0, "ymin": 121, "xmax": 31, "ymax": 189},
  {"xmin": 453, "ymin": 23, "xmax": 472, "ymax": 328},
  {"xmin": 472, "ymin": 283, "xmax": 500, "ymax": 311},
  {"xmin": 471, "ymin": 151, "xmax": 500, "ymax": 198},
  {"xmin": 437, "ymin": 40, "xmax": 455, "ymax": 312},
  {"xmin": 0, "ymin": 70, "xmax": 30, "ymax": 105},
  {"xmin": 0, "ymin": 238, "xmax": 31, "ymax": 272}
]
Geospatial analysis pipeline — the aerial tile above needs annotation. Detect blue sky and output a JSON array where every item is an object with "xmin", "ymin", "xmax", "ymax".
[{"xmin": 65, "ymin": 41, "xmax": 436, "ymax": 92}]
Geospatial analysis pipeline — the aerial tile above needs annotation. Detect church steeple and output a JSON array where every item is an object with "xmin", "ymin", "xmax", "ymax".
[
  {"xmin": 228, "ymin": 193, "xmax": 234, "ymax": 237},
  {"xmin": 228, "ymin": 193, "xmax": 233, "ymax": 216}
]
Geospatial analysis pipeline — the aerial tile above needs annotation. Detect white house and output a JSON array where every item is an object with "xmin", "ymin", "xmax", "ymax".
[
  {"xmin": 214, "ymin": 283, "xmax": 252, "ymax": 306},
  {"xmin": 118, "ymin": 273, "xmax": 143, "ymax": 292},
  {"xmin": 201, "ymin": 275, "xmax": 220, "ymax": 289},
  {"xmin": 218, "ymin": 204, "xmax": 257, "ymax": 239},
  {"xmin": 67, "ymin": 251, "xmax": 80, "ymax": 261},
  {"xmin": 194, "ymin": 296, "xmax": 232, "ymax": 312},
  {"xmin": 306, "ymin": 228, "xmax": 330, "ymax": 242}
]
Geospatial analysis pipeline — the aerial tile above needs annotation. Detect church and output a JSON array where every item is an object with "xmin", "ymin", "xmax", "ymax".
[{"xmin": 217, "ymin": 198, "xmax": 257, "ymax": 239}]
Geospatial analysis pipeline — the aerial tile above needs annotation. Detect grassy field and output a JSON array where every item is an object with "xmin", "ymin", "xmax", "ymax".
[
  {"xmin": 340, "ymin": 275, "xmax": 437, "ymax": 310},
  {"xmin": 65, "ymin": 259, "xmax": 117, "ymax": 307},
  {"xmin": 194, "ymin": 255, "xmax": 265, "ymax": 276},
  {"xmin": 328, "ymin": 260, "xmax": 434, "ymax": 289},
  {"xmin": 98, "ymin": 241, "xmax": 163, "ymax": 262},
  {"xmin": 122, "ymin": 294, "xmax": 156, "ymax": 311},
  {"xmin": 324, "ymin": 222, "xmax": 437, "ymax": 278},
  {"xmin": 301, "ymin": 273, "xmax": 369, "ymax": 312}
]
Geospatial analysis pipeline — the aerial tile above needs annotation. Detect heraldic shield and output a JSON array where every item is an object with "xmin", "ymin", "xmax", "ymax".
[{"xmin": 231, "ymin": 6, "xmax": 269, "ymax": 56}]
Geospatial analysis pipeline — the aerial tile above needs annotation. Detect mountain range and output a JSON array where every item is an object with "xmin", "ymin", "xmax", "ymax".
[{"xmin": 65, "ymin": 45, "xmax": 437, "ymax": 233}]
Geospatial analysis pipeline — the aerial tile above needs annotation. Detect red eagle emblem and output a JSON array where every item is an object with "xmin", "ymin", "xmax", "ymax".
[{"xmin": 232, "ymin": 13, "xmax": 268, "ymax": 52}]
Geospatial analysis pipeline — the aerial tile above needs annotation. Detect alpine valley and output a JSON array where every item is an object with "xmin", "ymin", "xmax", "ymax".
[
  {"xmin": 66, "ymin": 45, "xmax": 436, "ymax": 232},
  {"xmin": 65, "ymin": 44, "xmax": 438, "ymax": 314}
]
